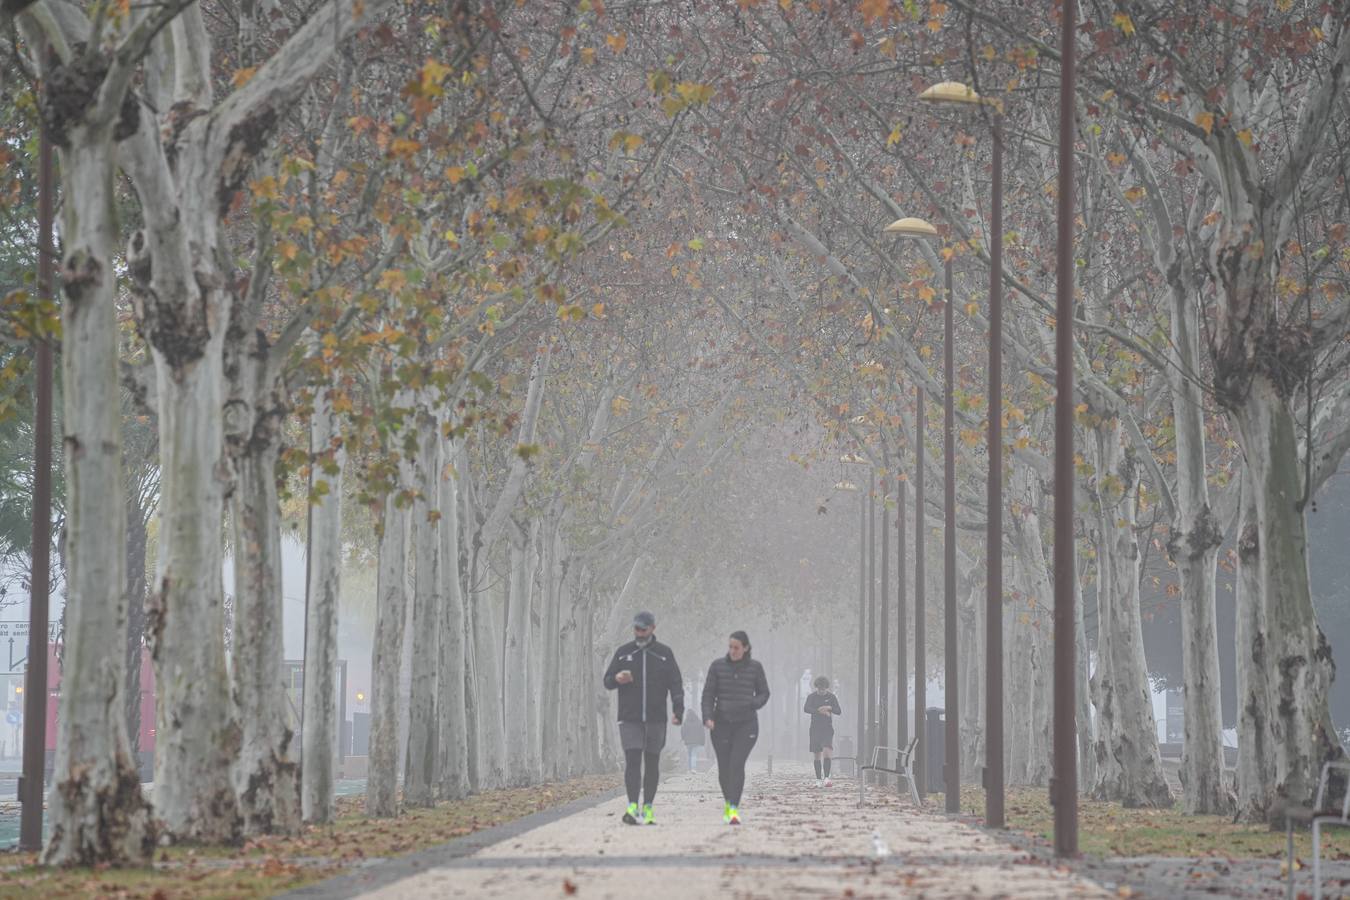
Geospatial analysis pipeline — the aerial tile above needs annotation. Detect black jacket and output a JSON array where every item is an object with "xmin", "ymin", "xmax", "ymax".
[
  {"xmin": 701, "ymin": 654, "xmax": 770, "ymax": 724},
  {"xmin": 603, "ymin": 639, "xmax": 684, "ymax": 724},
  {"xmin": 804, "ymin": 690, "xmax": 842, "ymax": 730}
]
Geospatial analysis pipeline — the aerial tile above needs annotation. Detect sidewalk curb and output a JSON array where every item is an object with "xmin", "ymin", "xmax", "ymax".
[{"xmin": 278, "ymin": 785, "xmax": 625, "ymax": 899}]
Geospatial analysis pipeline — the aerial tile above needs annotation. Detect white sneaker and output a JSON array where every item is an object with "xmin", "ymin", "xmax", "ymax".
[
  {"xmin": 815, "ymin": 778, "xmax": 823, "ymax": 788},
  {"xmin": 824, "ymin": 778, "xmax": 833, "ymax": 787}
]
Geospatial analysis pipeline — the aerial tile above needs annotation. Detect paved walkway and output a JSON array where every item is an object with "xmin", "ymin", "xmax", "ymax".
[{"xmin": 322, "ymin": 762, "xmax": 1109, "ymax": 899}]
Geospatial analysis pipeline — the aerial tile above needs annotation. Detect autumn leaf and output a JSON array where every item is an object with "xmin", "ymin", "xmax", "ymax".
[
  {"xmin": 231, "ymin": 66, "xmax": 258, "ymax": 88},
  {"xmin": 858, "ymin": 0, "xmax": 889, "ymax": 26},
  {"xmin": 605, "ymin": 32, "xmax": 627, "ymax": 52},
  {"xmin": 1194, "ymin": 110, "xmax": 1215, "ymax": 136},
  {"xmin": 1111, "ymin": 12, "xmax": 1135, "ymax": 36}
]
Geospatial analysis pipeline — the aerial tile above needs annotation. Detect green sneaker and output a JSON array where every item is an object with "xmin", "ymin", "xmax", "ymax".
[
  {"xmin": 642, "ymin": 804, "xmax": 655, "ymax": 825},
  {"xmin": 622, "ymin": 802, "xmax": 639, "ymax": 825},
  {"xmin": 728, "ymin": 805, "xmax": 741, "ymax": 826},
  {"xmin": 722, "ymin": 802, "xmax": 732, "ymax": 824}
]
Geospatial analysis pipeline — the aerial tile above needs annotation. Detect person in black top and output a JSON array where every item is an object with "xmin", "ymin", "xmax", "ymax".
[
  {"xmin": 701, "ymin": 630, "xmax": 770, "ymax": 825},
  {"xmin": 603, "ymin": 610, "xmax": 684, "ymax": 825},
  {"xmin": 804, "ymin": 675, "xmax": 842, "ymax": 787}
]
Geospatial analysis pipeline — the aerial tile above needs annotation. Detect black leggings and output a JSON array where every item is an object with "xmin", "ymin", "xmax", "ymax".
[
  {"xmin": 710, "ymin": 715, "xmax": 758, "ymax": 807},
  {"xmin": 624, "ymin": 749, "xmax": 661, "ymax": 805}
]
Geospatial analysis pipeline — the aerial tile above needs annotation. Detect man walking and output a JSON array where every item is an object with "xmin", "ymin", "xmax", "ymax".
[{"xmin": 603, "ymin": 611, "xmax": 684, "ymax": 825}]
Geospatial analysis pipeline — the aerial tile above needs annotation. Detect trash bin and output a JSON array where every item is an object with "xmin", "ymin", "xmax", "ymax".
[{"xmin": 925, "ymin": 707, "xmax": 945, "ymax": 795}]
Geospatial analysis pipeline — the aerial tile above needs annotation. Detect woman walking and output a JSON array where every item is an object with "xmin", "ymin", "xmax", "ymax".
[
  {"xmin": 804, "ymin": 675, "xmax": 842, "ymax": 787},
  {"xmin": 701, "ymin": 631, "xmax": 770, "ymax": 825}
]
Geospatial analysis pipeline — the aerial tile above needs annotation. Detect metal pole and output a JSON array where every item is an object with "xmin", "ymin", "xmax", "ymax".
[
  {"xmin": 866, "ymin": 468, "xmax": 876, "ymax": 766},
  {"xmin": 944, "ymin": 255, "xmax": 960, "ymax": 813},
  {"xmin": 1053, "ymin": 0, "xmax": 1080, "ymax": 858},
  {"xmin": 20, "ymin": 114, "xmax": 55, "ymax": 853},
  {"xmin": 897, "ymin": 477, "xmax": 908, "ymax": 749},
  {"xmin": 856, "ymin": 485, "xmax": 866, "ymax": 773},
  {"xmin": 879, "ymin": 470, "xmax": 890, "ymax": 765},
  {"xmin": 914, "ymin": 388, "xmax": 926, "ymax": 794},
  {"xmin": 985, "ymin": 112, "xmax": 1006, "ymax": 830}
]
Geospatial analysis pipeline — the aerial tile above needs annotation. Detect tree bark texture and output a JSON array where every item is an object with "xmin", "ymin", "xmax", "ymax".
[
  {"xmin": 366, "ymin": 491, "xmax": 408, "ymax": 818},
  {"xmin": 1088, "ymin": 423, "xmax": 1173, "ymax": 807},
  {"xmin": 44, "ymin": 134, "xmax": 155, "ymax": 865},
  {"xmin": 404, "ymin": 411, "xmax": 441, "ymax": 808},
  {"xmin": 301, "ymin": 390, "xmax": 344, "ymax": 824}
]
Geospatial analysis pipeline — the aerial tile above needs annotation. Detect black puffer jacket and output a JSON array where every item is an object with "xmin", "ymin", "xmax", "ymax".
[
  {"xmin": 603, "ymin": 639, "xmax": 684, "ymax": 723},
  {"xmin": 701, "ymin": 654, "xmax": 771, "ymax": 724}
]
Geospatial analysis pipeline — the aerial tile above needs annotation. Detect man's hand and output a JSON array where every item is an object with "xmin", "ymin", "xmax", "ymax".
[
  {"xmin": 671, "ymin": 713, "xmax": 682, "ymax": 725},
  {"xmin": 817, "ymin": 706, "xmax": 831, "ymax": 716},
  {"xmin": 705, "ymin": 719, "xmax": 715, "ymax": 730},
  {"xmin": 615, "ymin": 670, "xmax": 633, "ymax": 685}
]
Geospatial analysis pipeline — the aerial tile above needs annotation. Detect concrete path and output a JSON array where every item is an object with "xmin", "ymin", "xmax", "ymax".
[{"xmin": 337, "ymin": 762, "xmax": 1110, "ymax": 899}]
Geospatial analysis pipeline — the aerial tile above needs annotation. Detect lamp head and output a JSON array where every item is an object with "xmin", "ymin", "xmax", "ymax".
[
  {"xmin": 919, "ymin": 80, "xmax": 1002, "ymax": 113},
  {"xmin": 883, "ymin": 216, "xmax": 938, "ymax": 238}
]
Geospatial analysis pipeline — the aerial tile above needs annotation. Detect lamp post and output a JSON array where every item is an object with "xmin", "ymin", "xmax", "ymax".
[
  {"xmin": 878, "ymin": 465, "xmax": 889, "ymax": 777},
  {"xmin": 884, "ymin": 216, "xmax": 948, "ymax": 799},
  {"xmin": 866, "ymin": 467, "xmax": 876, "ymax": 766},
  {"xmin": 20, "ymin": 108, "xmax": 54, "ymax": 854},
  {"xmin": 913, "ymin": 390, "xmax": 926, "ymax": 794},
  {"xmin": 839, "ymin": 455, "xmax": 870, "ymax": 771},
  {"xmin": 920, "ymin": 80, "xmax": 1004, "ymax": 828},
  {"xmin": 1053, "ymin": 1, "xmax": 1079, "ymax": 857}
]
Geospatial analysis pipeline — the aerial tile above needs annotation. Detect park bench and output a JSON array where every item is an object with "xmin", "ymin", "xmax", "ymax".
[
  {"xmin": 857, "ymin": 737, "xmax": 921, "ymax": 808},
  {"xmin": 1281, "ymin": 760, "xmax": 1350, "ymax": 900}
]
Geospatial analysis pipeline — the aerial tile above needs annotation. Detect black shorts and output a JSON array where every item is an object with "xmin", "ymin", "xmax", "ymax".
[{"xmin": 809, "ymin": 726, "xmax": 834, "ymax": 753}]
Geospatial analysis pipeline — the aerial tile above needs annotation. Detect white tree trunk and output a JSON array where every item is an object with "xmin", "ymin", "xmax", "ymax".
[
  {"xmin": 44, "ymin": 136, "xmax": 155, "ymax": 865},
  {"xmin": 1234, "ymin": 467, "xmax": 1275, "ymax": 819},
  {"xmin": 229, "ymin": 440, "xmax": 300, "ymax": 835},
  {"xmin": 437, "ymin": 442, "xmax": 470, "ymax": 800},
  {"xmin": 1164, "ymin": 282, "xmax": 1230, "ymax": 814},
  {"xmin": 147, "ymin": 311, "xmax": 241, "ymax": 842},
  {"xmin": 1088, "ymin": 424, "xmax": 1172, "ymax": 807},
  {"xmin": 1233, "ymin": 376, "xmax": 1344, "ymax": 822},
  {"xmin": 537, "ymin": 528, "xmax": 564, "ymax": 781},
  {"xmin": 461, "ymin": 447, "xmax": 483, "ymax": 793},
  {"xmin": 301, "ymin": 390, "xmax": 344, "ymax": 823},
  {"xmin": 471, "ymin": 573, "xmax": 508, "ymax": 789},
  {"xmin": 503, "ymin": 529, "xmax": 532, "ymax": 785},
  {"xmin": 1074, "ymin": 556, "xmax": 1097, "ymax": 790},
  {"xmin": 367, "ymin": 491, "xmax": 408, "ymax": 817},
  {"xmin": 404, "ymin": 412, "xmax": 441, "ymax": 807},
  {"xmin": 1001, "ymin": 465, "xmax": 1053, "ymax": 787},
  {"xmin": 958, "ymin": 569, "xmax": 984, "ymax": 782}
]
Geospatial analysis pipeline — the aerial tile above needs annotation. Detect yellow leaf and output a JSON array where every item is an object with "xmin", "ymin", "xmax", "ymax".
[
  {"xmin": 278, "ymin": 241, "xmax": 299, "ymax": 261},
  {"xmin": 605, "ymin": 32, "xmax": 627, "ymax": 53},
  {"xmin": 232, "ymin": 66, "xmax": 258, "ymax": 88},
  {"xmin": 886, "ymin": 123, "xmax": 903, "ymax": 147},
  {"xmin": 1237, "ymin": 128, "xmax": 1253, "ymax": 148},
  {"xmin": 580, "ymin": 47, "xmax": 596, "ymax": 65},
  {"xmin": 1195, "ymin": 110, "xmax": 1215, "ymax": 136},
  {"xmin": 1111, "ymin": 12, "xmax": 1135, "ymax": 36},
  {"xmin": 445, "ymin": 166, "xmax": 466, "ymax": 184},
  {"xmin": 591, "ymin": 303, "xmax": 606, "ymax": 318}
]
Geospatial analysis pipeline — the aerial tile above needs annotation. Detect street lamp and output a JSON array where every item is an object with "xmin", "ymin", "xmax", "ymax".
[
  {"xmin": 1052, "ymin": 4, "xmax": 1080, "ymax": 858},
  {"xmin": 920, "ymin": 78, "xmax": 1005, "ymax": 828},
  {"xmin": 837, "ymin": 458, "xmax": 869, "ymax": 771},
  {"xmin": 883, "ymin": 214, "xmax": 946, "ymax": 801}
]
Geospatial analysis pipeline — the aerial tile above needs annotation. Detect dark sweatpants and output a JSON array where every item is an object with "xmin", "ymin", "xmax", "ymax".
[
  {"xmin": 624, "ymin": 749, "xmax": 661, "ymax": 805},
  {"xmin": 710, "ymin": 714, "xmax": 758, "ymax": 807}
]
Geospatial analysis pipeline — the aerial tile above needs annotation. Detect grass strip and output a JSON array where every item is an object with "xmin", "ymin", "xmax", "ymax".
[{"xmin": 0, "ymin": 773, "xmax": 620, "ymax": 899}]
